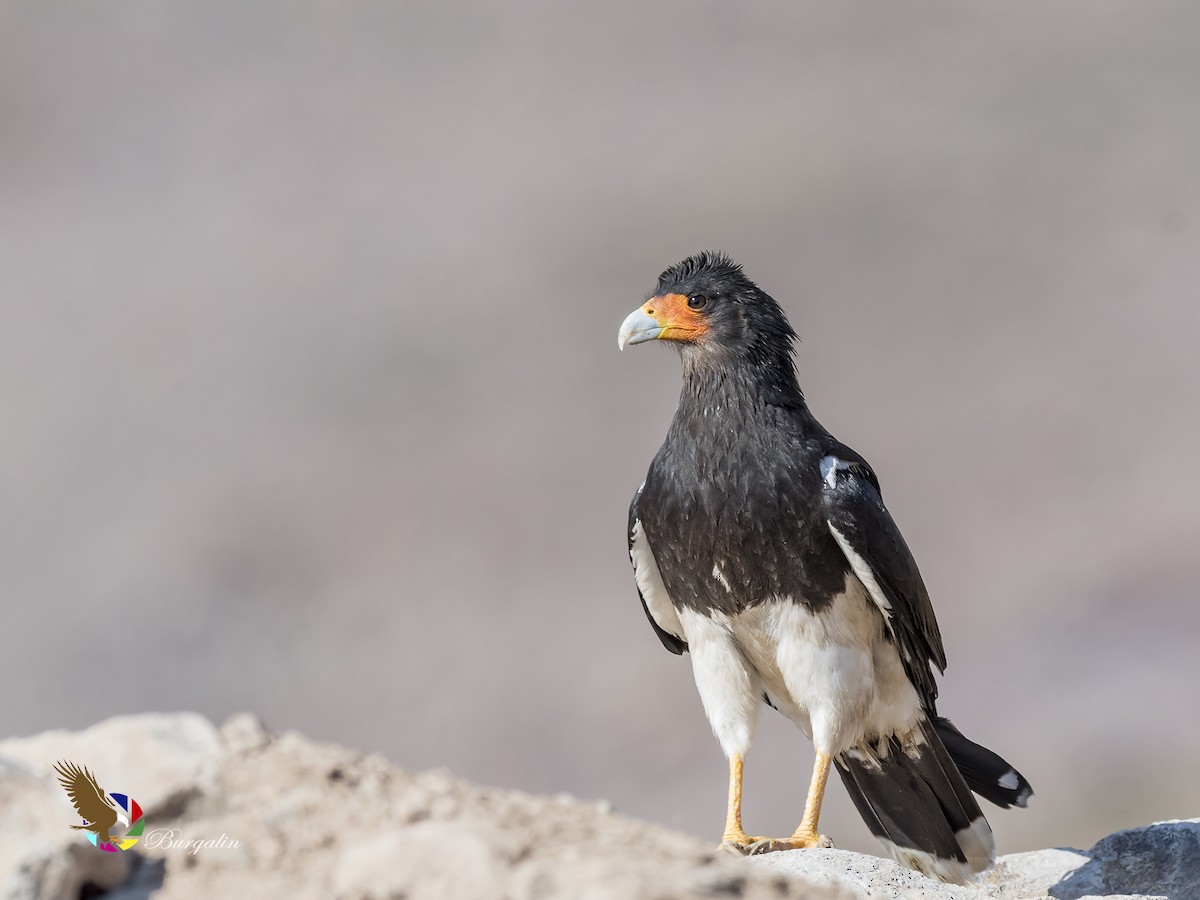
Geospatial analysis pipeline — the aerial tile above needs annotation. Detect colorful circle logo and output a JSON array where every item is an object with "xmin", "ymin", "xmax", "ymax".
[
  {"xmin": 83, "ymin": 792, "xmax": 144, "ymax": 852},
  {"xmin": 54, "ymin": 760, "xmax": 145, "ymax": 853}
]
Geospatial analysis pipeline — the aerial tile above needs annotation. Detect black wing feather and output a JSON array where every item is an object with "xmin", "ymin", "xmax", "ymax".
[
  {"xmin": 629, "ymin": 486, "xmax": 688, "ymax": 655},
  {"xmin": 820, "ymin": 445, "xmax": 945, "ymax": 710}
]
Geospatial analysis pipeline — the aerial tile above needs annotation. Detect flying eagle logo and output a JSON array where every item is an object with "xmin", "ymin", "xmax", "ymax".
[{"xmin": 53, "ymin": 760, "xmax": 143, "ymax": 851}]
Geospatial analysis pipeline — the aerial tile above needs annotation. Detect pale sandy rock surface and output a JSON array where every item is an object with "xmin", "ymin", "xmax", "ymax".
[
  {"xmin": 0, "ymin": 713, "xmax": 843, "ymax": 900},
  {"xmin": 753, "ymin": 820, "xmax": 1200, "ymax": 900},
  {"xmin": 0, "ymin": 714, "xmax": 221, "ymax": 818},
  {"xmin": 2, "ymin": 712, "xmax": 1194, "ymax": 900}
]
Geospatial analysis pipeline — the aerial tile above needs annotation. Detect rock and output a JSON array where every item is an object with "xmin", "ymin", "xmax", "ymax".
[
  {"xmin": 985, "ymin": 848, "xmax": 1098, "ymax": 899},
  {"xmin": 217, "ymin": 713, "xmax": 269, "ymax": 755},
  {"xmin": 0, "ymin": 712, "xmax": 839, "ymax": 900},
  {"xmin": 751, "ymin": 848, "xmax": 979, "ymax": 900},
  {"xmin": 751, "ymin": 820, "xmax": 1200, "ymax": 899},
  {"xmin": 0, "ymin": 841, "xmax": 133, "ymax": 900},
  {"xmin": 1048, "ymin": 819, "xmax": 1200, "ymax": 899},
  {"xmin": 331, "ymin": 822, "xmax": 515, "ymax": 900},
  {"xmin": 509, "ymin": 855, "xmax": 851, "ymax": 900},
  {"xmin": 0, "ymin": 713, "xmax": 221, "ymax": 816},
  {"xmin": 0, "ymin": 713, "xmax": 1194, "ymax": 900}
]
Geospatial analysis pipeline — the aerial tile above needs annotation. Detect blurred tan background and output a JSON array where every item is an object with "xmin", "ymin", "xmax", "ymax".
[{"xmin": 2, "ymin": 0, "xmax": 1198, "ymax": 859}]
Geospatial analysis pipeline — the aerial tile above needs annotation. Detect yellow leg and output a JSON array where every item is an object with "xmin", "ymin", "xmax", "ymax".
[
  {"xmin": 789, "ymin": 751, "xmax": 833, "ymax": 847},
  {"xmin": 718, "ymin": 751, "xmax": 834, "ymax": 856},
  {"xmin": 720, "ymin": 753, "xmax": 753, "ymax": 845}
]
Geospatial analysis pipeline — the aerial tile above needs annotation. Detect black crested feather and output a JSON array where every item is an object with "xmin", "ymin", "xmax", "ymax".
[
  {"xmin": 629, "ymin": 485, "xmax": 687, "ymax": 655},
  {"xmin": 653, "ymin": 251, "xmax": 748, "ymax": 296},
  {"xmin": 821, "ymin": 444, "xmax": 946, "ymax": 711}
]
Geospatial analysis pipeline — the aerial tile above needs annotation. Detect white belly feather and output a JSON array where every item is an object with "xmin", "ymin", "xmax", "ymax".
[{"xmin": 677, "ymin": 575, "xmax": 923, "ymax": 758}]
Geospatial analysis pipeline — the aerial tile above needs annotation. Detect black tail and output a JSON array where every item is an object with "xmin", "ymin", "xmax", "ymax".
[
  {"xmin": 836, "ymin": 718, "xmax": 994, "ymax": 883},
  {"xmin": 932, "ymin": 716, "xmax": 1033, "ymax": 809}
]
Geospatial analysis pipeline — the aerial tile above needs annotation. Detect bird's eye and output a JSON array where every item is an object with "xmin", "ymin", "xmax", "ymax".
[{"xmin": 687, "ymin": 294, "xmax": 707, "ymax": 310}]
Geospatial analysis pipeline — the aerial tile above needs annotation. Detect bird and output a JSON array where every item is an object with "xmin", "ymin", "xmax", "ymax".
[
  {"xmin": 618, "ymin": 252, "xmax": 1031, "ymax": 883},
  {"xmin": 54, "ymin": 760, "xmax": 129, "ymax": 848}
]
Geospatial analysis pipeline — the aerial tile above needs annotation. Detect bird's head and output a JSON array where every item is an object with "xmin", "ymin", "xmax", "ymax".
[
  {"xmin": 617, "ymin": 252, "xmax": 797, "ymax": 371},
  {"xmin": 116, "ymin": 809, "xmax": 131, "ymax": 828}
]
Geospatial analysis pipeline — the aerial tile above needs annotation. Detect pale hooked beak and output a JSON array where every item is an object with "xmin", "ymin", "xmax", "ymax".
[{"xmin": 617, "ymin": 307, "xmax": 663, "ymax": 350}]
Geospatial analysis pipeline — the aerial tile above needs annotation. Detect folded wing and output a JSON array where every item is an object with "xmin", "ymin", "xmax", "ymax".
[{"xmin": 820, "ymin": 450, "xmax": 946, "ymax": 710}]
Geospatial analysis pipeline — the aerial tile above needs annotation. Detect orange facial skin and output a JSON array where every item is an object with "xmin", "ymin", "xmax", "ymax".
[{"xmin": 642, "ymin": 293, "xmax": 709, "ymax": 343}]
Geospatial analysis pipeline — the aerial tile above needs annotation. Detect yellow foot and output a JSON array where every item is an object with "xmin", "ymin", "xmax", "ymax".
[{"xmin": 719, "ymin": 831, "xmax": 834, "ymax": 856}]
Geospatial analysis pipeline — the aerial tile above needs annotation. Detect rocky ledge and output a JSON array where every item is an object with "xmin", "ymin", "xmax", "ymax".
[{"xmin": 0, "ymin": 714, "xmax": 1194, "ymax": 900}]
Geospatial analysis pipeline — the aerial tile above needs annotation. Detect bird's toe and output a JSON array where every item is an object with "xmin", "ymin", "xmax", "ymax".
[
  {"xmin": 745, "ymin": 838, "xmax": 792, "ymax": 856},
  {"xmin": 718, "ymin": 834, "xmax": 776, "ymax": 856},
  {"xmin": 738, "ymin": 834, "xmax": 835, "ymax": 855},
  {"xmin": 718, "ymin": 840, "xmax": 751, "ymax": 857}
]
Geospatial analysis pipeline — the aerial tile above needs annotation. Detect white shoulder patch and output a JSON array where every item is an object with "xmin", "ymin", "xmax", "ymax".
[
  {"xmin": 819, "ymin": 454, "xmax": 852, "ymax": 489},
  {"xmin": 630, "ymin": 518, "xmax": 687, "ymax": 644}
]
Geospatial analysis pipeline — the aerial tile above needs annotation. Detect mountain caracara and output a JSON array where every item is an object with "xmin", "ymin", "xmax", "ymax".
[{"xmin": 619, "ymin": 252, "xmax": 1031, "ymax": 883}]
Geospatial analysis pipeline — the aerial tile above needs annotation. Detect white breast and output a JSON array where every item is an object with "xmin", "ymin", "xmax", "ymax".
[{"xmin": 680, "ymin": 575, "xmax": 923, "ymax": 757}]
